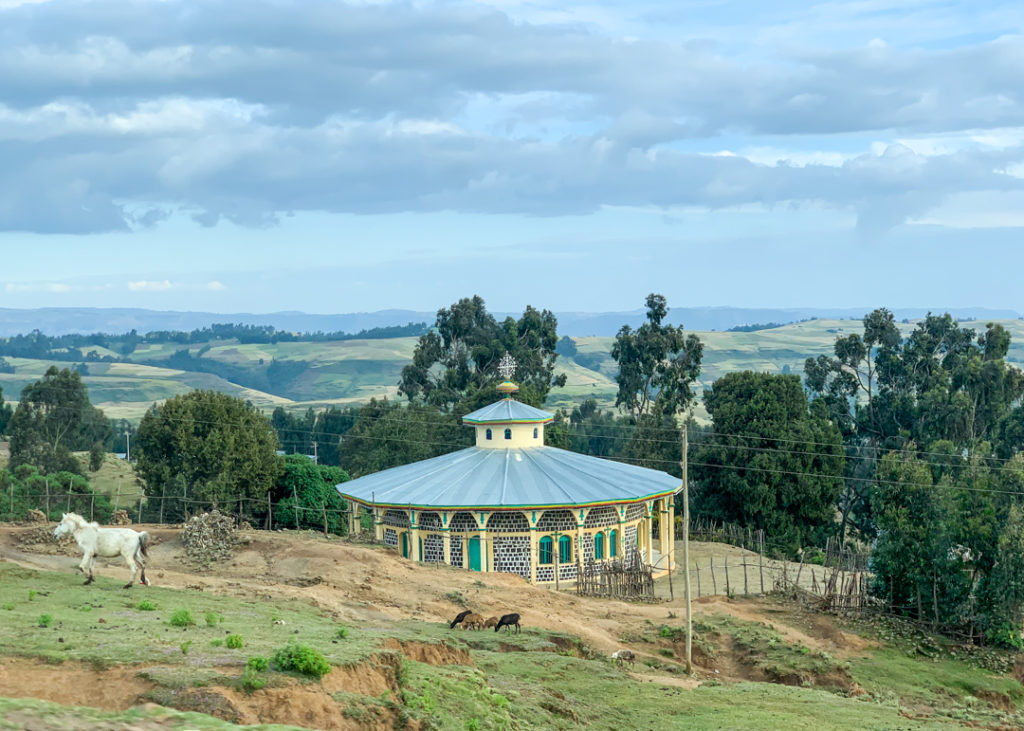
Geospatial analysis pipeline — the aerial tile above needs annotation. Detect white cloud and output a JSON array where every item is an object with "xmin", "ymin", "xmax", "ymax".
[
  {"xmin": 127, "ymin": 279, "xmax": 175, "ymax": 292},
  {"xmin": 205, "ymin": 280, "xmax": 226, "ymax": 291}
]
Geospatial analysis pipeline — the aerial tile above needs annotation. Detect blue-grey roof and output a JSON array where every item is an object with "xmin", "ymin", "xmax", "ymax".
[
  {"xmin": 462, "ymin": 399, "xmax": 553, "ymax": 424},
  {"xmin": 336, "ymin": 446, "xmax": 679, "ymax": 509}
]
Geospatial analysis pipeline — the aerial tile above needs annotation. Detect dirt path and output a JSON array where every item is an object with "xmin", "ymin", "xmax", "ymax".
[{"xmin": 0, "ymin": 524, "xmax": 871, "ymax": 671}]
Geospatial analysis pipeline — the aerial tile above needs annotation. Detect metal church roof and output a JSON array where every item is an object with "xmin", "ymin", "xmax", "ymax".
[
  {"xmin": 336, "ymin": 445, "xmax": 680, "ymax": 510},
  {"xmin": 462, "ymin": 399, "xmax": 553, "ymax": 425}
]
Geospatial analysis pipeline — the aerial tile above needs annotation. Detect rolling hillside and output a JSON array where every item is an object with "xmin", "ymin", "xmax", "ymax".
[{"xmin": 2, "ymin": 318, "xmax": 1022, "ymax": 421}]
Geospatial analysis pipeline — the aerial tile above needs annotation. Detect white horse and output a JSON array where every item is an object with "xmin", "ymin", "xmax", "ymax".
[{"xmin": 53, "ymin": 513, "xmax": 151, "ymax": 588}]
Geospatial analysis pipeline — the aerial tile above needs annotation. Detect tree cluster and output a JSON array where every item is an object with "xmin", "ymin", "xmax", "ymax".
[
  {"xmin": 803, "ymin": 309, "xmax": 1024, "ymax": 645},
  {"xmin": 399, "ymin": 296, "xmax": 566, "ymax": 413}
]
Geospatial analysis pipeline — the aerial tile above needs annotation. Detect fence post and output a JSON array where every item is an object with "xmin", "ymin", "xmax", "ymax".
[
  {"xmin": 742, "ymin": 545, "xmax": 749, "ymax": 596},
  {"xmin": 724, "ymin": 556, "xmax": 731, "ymax": 597},
  {"xmin": 293, "ymin": 487, "xmax": 300, "ymax": 529},
  {"xmin": 321, "ymin": 500, "xmax": 329, "ymax": 535},
  {"xmin": 159, "ymin": 484, "xmax": 166, "ymax": 525},
  {"xmin": 695, "ymin": 564, "xmax": 701, "ymax": 598},
  {"xmin": 710, "ymin": 557, "xmax": 717, "ymax": 595},
  {"xmin": 266, "ymin": 492, "xmax": 273, "ymax": 530},
  {"xmin": 758, "ymin": 537, "xmax": 765, "ymax": 594},
  {"xmin": 45, "ymin": 479, "xmax": 50, "ymax": 517},
  {"xmin": 114, "ymin": 481, "xmax": 121, "ymax": 512},
  {"xmin": 137, "ymin": 497, "xmax": 143, "ymax": 524},
  {"xmin": 90, "ymin": 492, "xmax": 95, "ymax": 522}
]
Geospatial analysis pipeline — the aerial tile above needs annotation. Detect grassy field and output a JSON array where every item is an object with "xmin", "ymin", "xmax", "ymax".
[
  {"xmin": 1, "ymin": 556, "xmax": 1021, "ymax": 730},
  {"xmin": 3, "ymin": 318, "xmax": 1024, "ymax": 422}
]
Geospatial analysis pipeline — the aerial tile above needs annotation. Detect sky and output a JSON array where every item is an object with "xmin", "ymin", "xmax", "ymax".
[{"xmin": 0, "ymin": 0, "xmax": 1022, "ymax": 315}]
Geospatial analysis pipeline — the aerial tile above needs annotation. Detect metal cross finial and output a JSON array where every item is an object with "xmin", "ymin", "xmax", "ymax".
[{"xmin": 497, "ymin": 351, "xmax": 517, "ymax": 380}]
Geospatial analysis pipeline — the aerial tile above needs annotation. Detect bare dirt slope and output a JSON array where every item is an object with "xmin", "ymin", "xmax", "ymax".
[{"xmin": 0, "ymin": 523, "xmax": 869, "ymax": 667}]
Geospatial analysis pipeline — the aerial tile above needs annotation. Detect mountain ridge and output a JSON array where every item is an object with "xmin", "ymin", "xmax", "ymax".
[{"xmin": 0, "ymin": 305, "xmax": 1018, "ymax": 337}]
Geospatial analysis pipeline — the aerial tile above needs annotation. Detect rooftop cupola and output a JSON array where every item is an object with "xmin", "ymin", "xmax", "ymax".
[{"xmin": 462, "ymin": 352, "xmax": 553, "ymax": 448}]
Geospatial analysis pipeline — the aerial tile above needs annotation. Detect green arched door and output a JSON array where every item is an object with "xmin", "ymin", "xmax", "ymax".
[
  {"xmin": 468, "ymin": 536, "xmax": 482, "ymax": 571},
  {"xmin": 400, "ymin": 532, "xmax": 409, "ymax": 558}
]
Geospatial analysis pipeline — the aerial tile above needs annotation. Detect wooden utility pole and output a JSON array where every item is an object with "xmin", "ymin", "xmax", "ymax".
[{"xmin": 681, "ymin": 420, "xmax": 692, "ymax": 674}]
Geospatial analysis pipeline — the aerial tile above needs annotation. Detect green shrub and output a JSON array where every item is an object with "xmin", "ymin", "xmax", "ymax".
[
  {"xmin": 226, "ymin": 634, "xmax": 244, "ymax": 649},
  {"xmin": 210, "ymin": 639, "xmax": 224, "ymax": 647},
  {"xmin": 38, "ymin": 614, "xmax": 53, "ymax": 628},
  {"xmin": 2, "ymin": 602, "xmax": 13, "ymax": 611},
  {"xmin": 136, "ymin": 600, "xmax": 157, "ymax": 611},
  {"xmin": 205, "ymin": 611, "xmax": 224, "ymax": 626},
  {"xmin": 272, "ymin": 642, "xmax": 331, "ymax": 678},
  {"xmin": 27, "ymin": 590, "xmax": 37, "ymax": 601},
  {"xmin": 334, "ymin": 626, "xmax": 350, "ymax": 640},
  {"xmin": 246, "ymin": 656, "xmax": 269, "ymax": 672},
  {"xmin": 169, "ymin": 609, "xmax": 196, "ymax": 628},
  {"xmin": 240, "ymin": 666, "xmax": 267, "ymax": 692},
  {"xmin": 986, "ymin": 622, "xmax": 1024, "ymax": 651},
  {"xmin": 180, "ymin": 640, "xmax": 193, "ymax": 655}
]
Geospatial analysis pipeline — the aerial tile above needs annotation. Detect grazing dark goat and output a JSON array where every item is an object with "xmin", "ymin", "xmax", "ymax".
[
  {"xmin": 495, "ymin": 613, "xmax": 521, "ymax": 633},
  {"xmin": 449, "ymin": 610, "xmax": 472, "ymax": 629}
]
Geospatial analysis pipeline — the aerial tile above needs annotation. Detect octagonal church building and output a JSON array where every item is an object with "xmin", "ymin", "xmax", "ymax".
[{"xmin": 338, "ymin": 360, "xmax": 680, "ymax": 585}]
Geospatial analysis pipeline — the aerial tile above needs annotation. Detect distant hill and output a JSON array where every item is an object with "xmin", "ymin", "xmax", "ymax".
[
  {"xmin": 0, "ymin": 306, "xmax": 1019, "ymax": 337},
  {"xmin": 5, "ymin": 317, "xmax": 1024, "ymax": 423}
]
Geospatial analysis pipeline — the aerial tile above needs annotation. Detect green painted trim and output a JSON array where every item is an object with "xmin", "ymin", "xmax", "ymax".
[{"xmin": 339, "ymin": 486, "xmax": 680, "ymax": 513}]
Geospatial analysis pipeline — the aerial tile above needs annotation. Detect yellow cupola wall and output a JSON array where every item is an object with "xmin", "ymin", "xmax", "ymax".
[{"xmin": 462, "ymin": 377, "xmax": 553, "ymax": 449}]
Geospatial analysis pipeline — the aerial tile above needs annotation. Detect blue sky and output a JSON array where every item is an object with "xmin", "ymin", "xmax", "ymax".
[{"xmin": 0, "ymin": 0, "xmax": 1022, "ymax": 315}]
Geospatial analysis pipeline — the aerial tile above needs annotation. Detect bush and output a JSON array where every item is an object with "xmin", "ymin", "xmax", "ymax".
[
  {"xmin": 334, "ymin": 627, "xmax": 350, "ymax": 640},
  {"xmin": 169, "ymin": 609, "xmax": 196, "ymax": 628},
  {"xmin": 2, "ymin": 602, "xmax": 13, "ymax": 611},
  {"xmin": 226, "ymin": 634, "xmax": 244, "ymax": 649},
  {"xmin": 272, "ymin": 642, "xmax": 331, "ymax": 678},
  {"xmin": 205, "ymin": 611, "xmax": 224, "ymax": 626},
  {"xmin": 210, "ymin": 639, "xmax": 224, "ymax": 647},
  {"xmin": 180, "ymin": 640, "xmax": 193, "ymax": 655},
  {"xmin": 246, "ymin": 656, "xmax": 269, "ymax": 672},
  {"xmin": 986, "ymin": 622, "xmax": 1024, "ymax": 651},
  {"xmin": 240, "ymin": 667, "xmax": 267, "ymax": 692},
  {"xmin": 38, "ymin": 614, "xmax": 53, "ymax": 628},
  {"xmin": 136, "ymin": 600, "xmax": 157, "ymax": 611}
]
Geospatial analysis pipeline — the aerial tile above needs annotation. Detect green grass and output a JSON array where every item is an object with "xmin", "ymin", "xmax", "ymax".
[
  {"xmin": 690, "ymin": 614, "xmax": 845, "ymax": 687},
  {"xmin": 0, "ymin": 696, "xmax": 308, "ymax": 730},
  {"xmin": 1, "ymin": 559, "xmax": 1021, "ymax": 729},
  {"xmin": 0, "ymin": 563, "xmax": 380, "ymax": 668},
  {"xmin": 851, "ymin": 647, "xmax": 1024, "ymax": 726}
]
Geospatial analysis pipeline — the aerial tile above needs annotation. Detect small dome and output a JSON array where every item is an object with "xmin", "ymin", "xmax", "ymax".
[{"xmin": 462, "ymin": 398, "xmax": 553, "ymax": 425}]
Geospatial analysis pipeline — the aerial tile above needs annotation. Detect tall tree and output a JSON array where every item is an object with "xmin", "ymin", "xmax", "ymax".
[
  {"xmin": 611, "ymin": 294, "xmax": 703, "ymax": 422},
  {"xmin": 270, "ymin": 454, "xmax": 350, "ymax": 534},
  {"xmin": 399, "ymin": 296, "xmax": 566, "ymax": 412},
  {"xmin": 135, "ymin": 390, "xmax": 282, "ymax": 521},
  {"xmin": 693, "ymin": 372, "xmax": 845, "ymax": 555},
  {"xmin": 8, "ymin": 366, "xmax": 110, "ymax": 475},
  {"xmin": 338, "ymin": 399, "xmax": 470, "ymax": 477},
  {"xmin": 0, "ymin": 385, "xmax": 12, "ymax": 435}
]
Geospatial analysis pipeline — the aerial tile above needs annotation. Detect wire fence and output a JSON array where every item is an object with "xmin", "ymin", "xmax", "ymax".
[{"xmin": 4, "ymin": 488, "xmax": 357, "ymax": 536}]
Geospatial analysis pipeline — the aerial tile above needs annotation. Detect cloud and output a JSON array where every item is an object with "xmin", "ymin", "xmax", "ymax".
[
  {"xmin": 0, "ymin": 0, "xmax": 1022, "ymax": 234},
  {"xmin": 127, "ymin": 279, "xmax": 175, "ymax": 292},
  {"xmin": 205, "ymin": 280, "xmax": 226, "ymax": 291}
]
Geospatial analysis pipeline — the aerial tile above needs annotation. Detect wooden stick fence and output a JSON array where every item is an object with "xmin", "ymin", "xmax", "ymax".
[{"xmin": 576, "ymin": 549, "xmax": 656, "ymax": 601}]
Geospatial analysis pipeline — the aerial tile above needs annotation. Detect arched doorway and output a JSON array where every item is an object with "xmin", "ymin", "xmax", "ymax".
[{"xmin": 400, "ymin": 532, "xmax": 410, "ymax": 558}]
